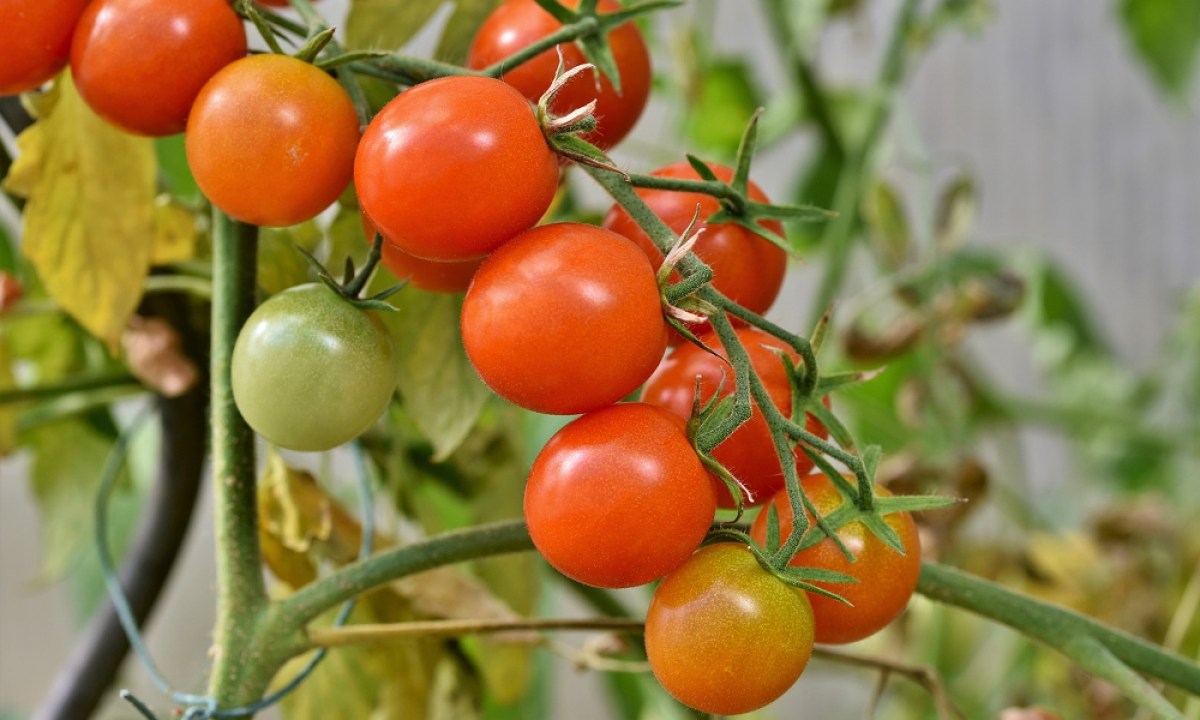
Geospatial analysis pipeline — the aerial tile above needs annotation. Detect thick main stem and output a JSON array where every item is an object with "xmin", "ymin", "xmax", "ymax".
[{"xmin": 207, "ymin": 210, "xmax": 270, "ymax": 707}]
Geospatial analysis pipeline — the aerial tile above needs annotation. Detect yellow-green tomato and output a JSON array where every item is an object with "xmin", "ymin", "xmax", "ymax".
[
  {"xmin": 645, "ymin": 543, "xmax": 815, "ymax": 715},
  {"xmin": 231, "ymin": 283, "xmax": 396, "ymax": 452}
]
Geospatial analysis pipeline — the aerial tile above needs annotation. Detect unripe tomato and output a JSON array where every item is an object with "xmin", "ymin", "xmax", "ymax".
[
  {"xmin": 70, "ymin": 0, "xmax": 247, "ymax": 137},
  {"xmin": 231, "ymin": 284, "xmax": 396, "ymax": 452},
  {"xmin": 466, "ymin": 0, "xmax": 651, "ymax": 150},
  {"xmin": 0, "ymin": 0, "xmax": 90, "ymax": 95},
  {"xmin": 186, "ymin": 55, "xmax": 360, "ymax": 227},
  {"xmin": 461, "ymin": 222, "xmax": 667, "ymax": 415},
  {"xmin": 749, "ymin": 473, "xmax": 922, "ymax": 644},
  {"xmin": 604, "ymin": 161, "xmax": 787, "ymax": 339},
  {"xmin": 355, "ymin": 75, "xmax": 558, "ymax": 262},
  {"xmin": 646, "ymin": 543, "xmax": 815, "ymax": 715},
  {"xmin": 525, "ymin": 403, "xmax": 717, "ymax": 588},
  {"xmin": 641, "ymin": 327, "xmax": 829, "ymax": 508}
]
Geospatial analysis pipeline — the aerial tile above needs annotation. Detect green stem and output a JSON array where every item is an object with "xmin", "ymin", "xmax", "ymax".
[
  {"xmin": 278, "ymin": 520, "xmax": 535, "ymax": 628},
  {"xmin": 0, "ymin": 372, "xmax": 138, "ymax": 406},
  {"xmin": 918, "ymin": 562, "xmax": 1200, "ymax": 702},
  {"xmin": 808, "ymin": 0, "xmax": 920, "ymax": 327},
  {"xmin": 480, "ymin": 17, "xmax": 600, "ymax": 77},
  {"xmin": 626, "ymin": 173, "xmax": 745, "ymax": 209},
  {"xmin": 207, "ymin": 210, "xmax": 270, "ymax": 707}
]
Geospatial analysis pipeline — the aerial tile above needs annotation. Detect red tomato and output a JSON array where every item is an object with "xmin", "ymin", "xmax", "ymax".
[
  {"xmin": 0, "ymin": 0, "xmax": 90, "ymax": 95},
  {"xmin": 749, "ymin": 473, "xmax": 922, "ymax": 644},
  {"xmin": 604, "ymin": 161, "xmax": 787, "ymax": 338},
  {"xmin": 466, "ymin": 0, "xmax": 651, "ymax": 150},
  {"xmin": 355, "ymin": 75, "xmax": 558, "ymax": 262},
  {"xmin": 645, "ymin": 543, "xmax": 815, "ymax": 715},
  {"xmin": 640, "ymin": 327, "xmax": 829, "ymax": 508},
  {"xmin": 361, "ymin": 212, "xmax": 481, "ymax": 293},
  {"xmin": 525, "ymin": 403, "xmax": 716, "ymax": 588},
  {"xmin": 461, "ymin": 222, "xmax": 667, "ymax": 415},
  {"xmin": 186, "ymin": 55, "xmax": 360, "ymax": 227},
  {"xmin": 70, "ymin": 0, "xmax": 247, "ymax": 136}
]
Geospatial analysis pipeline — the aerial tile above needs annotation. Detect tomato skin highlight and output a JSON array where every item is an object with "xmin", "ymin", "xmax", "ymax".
[
  {"xmin": 749, "ymin": 473, "xmax": 923, "ymax": 644},
  {"xmin": 645, "ymin": 543, "xmax": 815, "ymax": 715},
  {"xmin": 641, "ymin": 327, "xmax": 828, "ymax": 508},
  {"xmin": 466, "ymin": 0, "xmax": 651, "ymax": 150},
  {"xmin": 524, "ymin": 403, "xmax": 716, "ymax": 588},
  {"xmin": 70, "ymin": 0, "xmax": 247, "ymax": 136},
  {"xmin": 186, "ymin": 54, "xmax": 360, "ymax": 227},
  {"xmin": 231, "ymin": 284, "xmax": 396, "ymax": 452},
  {"xmin": 355, "ymin": 75, "xmax": 559, "ymax": 262},
  {"xmin": 603, "ymin": 161, "xmax": 787, "ymax": 339},
  {"xmin": 461, "ymin": 222, "xmax": 667, "ymax": 415},
  {"xmin": 0, "ymin": 0, "xmax": 90, "ymax": 95}
]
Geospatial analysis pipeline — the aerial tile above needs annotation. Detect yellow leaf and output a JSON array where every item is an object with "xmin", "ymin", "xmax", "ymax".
[
  {"xmin": 4, "ymin": 74, "xmax": 157, "ymax": 353},
  {"xmin": 150, "ymin": 196, "xmax": 198, "ymax": 265},
  {"xmin": 0, "ymin": 336, "xmax": 17, "ymax": 454}
]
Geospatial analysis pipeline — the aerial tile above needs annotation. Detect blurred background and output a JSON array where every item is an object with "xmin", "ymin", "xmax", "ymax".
[{"xmin": 2, "ymin": 0, "xmax": 1198, "ymax": 718}]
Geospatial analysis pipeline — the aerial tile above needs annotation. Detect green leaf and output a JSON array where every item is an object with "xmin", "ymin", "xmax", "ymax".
[
  {"xmin": 1120, "ymin": 0, "xmax": 1200, "ymax": 100},
  {"xmin": 345, "ymin": 0, "xmax": 447, "ymax": 51},
  {"xmin": 25, "ymin": 418, "xmax": 122, "ymax": 581},
  {"xmin": 684, "ymin": 59, "xmax": 763, "ymax": 160},
  {"xmin": 256, "ymin": 223, "xmax": 321, "ymax": 296},
  {"xmin": 383, "ymin": 287, "xmax": 490, "ymax": 460},
  {"xmin": 862, "ymin": 179, "xmax": 910, "ymax": 269},
  {"xmin": 1020, "ymin": 256, "xmax": 1110, "ymax": 367},
  {"xmin": 154, "ymin": 134, "xmax": 199, "ymax": 202},
  {"xmin": 326, "ymin": 204, "xmax": 370, "ymax": 274},
  {"xmin": 436, "ymin": 0, "xmax": 506, "ymax": 63},
  {"xmin": 934, "ymin": 174, "xmax": 976, "ymax": 250},
  {"xmin": 4, "ymin": 74, "xmax": 157, "ymax": 353}
]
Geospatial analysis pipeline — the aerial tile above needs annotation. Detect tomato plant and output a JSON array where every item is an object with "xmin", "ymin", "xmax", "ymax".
[
  {"xmin": 70, "ymin": 0, "xmax": 247, "ymax": 137},
  {"xmin": 231, "ymin": 283, "xmax": 396, "ymax": 452},
  {"xmin": 604, "ymin": 161, "xmax": 788, "ymax": 336},
  {"xmin": 750, "ymin": 472, "xmax": 922, "ymax": 644},
  {"xmin": 461, "ymin": 222, "xmax": 667, "ymax": 415},
  {"xmin": 361, "ymin": 213, "xmax": 480, "ymax": 293},
  {"xmin": 186, "ymin": 54, "xmax": 360, "ymax": 227},
  {"xmin": 641, "ymin": 327, "xmax": 828, "ymax": 507},
  {"xmin": 645, "ymin": 543, "xmax": 815, "ymax": 715},
  {"xmin": 0, "ymin": 0, "xmax": 90, "ymax": 95},
  {"xmin": 466, "ymin": 0, "xmax": 651, "ymax": 150},
  {"xmin": 524, "ymin": 403, "xmax": 716, "ymax": 588},
  {"xmin": 355, "ymin": 75, "xmax": 559, "ymax": 262}
]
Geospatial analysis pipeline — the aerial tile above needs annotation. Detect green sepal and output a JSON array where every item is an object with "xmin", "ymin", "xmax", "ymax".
[
  {"xmin": 685, "ymin": 154, "xmax": 720, "ymax": 182},
  {"xmin": 874, "ymin": 494, "xmax": 961, "ymax": 515},
  {"xmin": 860, "ymin": 511, "xmax": 905, "ymax": 555}
]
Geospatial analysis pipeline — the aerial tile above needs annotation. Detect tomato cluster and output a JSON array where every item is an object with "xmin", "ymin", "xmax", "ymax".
[{"xmin": 7, "ymin": 2, "xmax": 924, "ymax": 713}]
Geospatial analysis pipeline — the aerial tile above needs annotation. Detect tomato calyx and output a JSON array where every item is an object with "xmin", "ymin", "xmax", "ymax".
[
  {"xmin": 702, "ymin": 525, "xmax": 859, "ymax": 605},
  {"xmin": 296, "ymin": 232, "xmax": 404, "ymax": 313},
  {"xmin": 537, "ymin": 54, "xmax": 629, "ymax": 174}
]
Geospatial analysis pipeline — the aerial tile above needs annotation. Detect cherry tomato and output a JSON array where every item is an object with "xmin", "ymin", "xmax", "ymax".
[
  {"xmin": 360, "ymin": 213, "xmax": 480, "ymax": 293},
  {"xmin": 186, "ymin": 55, "xmax": 360, "ymax": 227},
  {"xmin": 355, "ymin": 75, "xmax": 558, "ymax": 262},
  {"xmin": 749, "ymin": 473, "xmax": 922, "ymax": 644},
  {"xmin": 525, "ymin": 403, "xmax": 716, "ymax": 588},
  {"xmin": 641, "ymin": 327, "xmax": 828, "ymax": 508},
  {"xmin": 645, "ymin": 543, "xmax": 815, "ymax": 715},
  {"xmin": 604, "ymin": 161, "xmax": 787, "ymax": 338},
  {"xmin": 462, "ymin": 222, "xmax": 667, "ymax": 415},
  {"xmin": 231, "ymin": 283, "xmax": 396, "ymax": 452},
  {"xmin": 466, "ymin": 0, "xmax": 651, "ymax": 150},
  {"xmin": 70, "ymin": 0, "xmax": 246, "ymax": 137},
  {"xmin": 0, "ymin": 0, "xmax": 90, "ymax": 95}
]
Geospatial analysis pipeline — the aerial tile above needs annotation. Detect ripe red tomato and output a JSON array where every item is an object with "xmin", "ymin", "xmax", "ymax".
[
  {"xmin": 355, "ymin": 75, "xmax": 558, "ymax": 262},
  {"xmin": 645, "ymin": 543, "xmax": 815, "ymax": 715},
  {"xmin": 641, "ymin": 327, "xmax": 828, "ymax": 508},
  {"xmin": 0, "ymin": 0, "xmax": 90, "ymax": 95},
  {"xmin": 749, "ymin": 473, "xmax": 922, "ymax": 644},
  {"xmin": 70, "ymin": 0, "xmax": 247, "ymax": 137},
  {"xmin": 462, "ymin": 222, "xmax": 667, "ymax": 415},
  {"xmin": 466, "ymin": 0, "xmax": 651, "ymax": 150},
  {"xmin": 186, "ymin": 55, "xmax": 360, "ymax": 227},
  {"xmin": 360, "ymin": 213, "xmax": 480, "ymax": 293},
  {"xmin": 604, "ymin": 161, "xmax": 787, "ymax": 338},
  {"xmin": 525, "ymin": 403, "xmax": 716, "ymax": 588}
]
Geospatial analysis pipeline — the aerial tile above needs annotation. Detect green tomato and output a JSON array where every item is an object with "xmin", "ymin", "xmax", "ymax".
[{"xmin": 231, "ymin": 283, "xmax": 396, "ymax": 452}]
